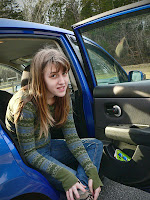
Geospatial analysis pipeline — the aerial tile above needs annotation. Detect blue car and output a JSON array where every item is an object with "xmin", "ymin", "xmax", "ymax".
[{"xmin": 0, "ymin": 0, "xmax": 150, "ymax": 199}]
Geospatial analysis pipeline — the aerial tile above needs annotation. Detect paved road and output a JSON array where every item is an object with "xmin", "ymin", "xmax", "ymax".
[{"xmin": 98, "ymin": 177, "xmax": 150, "ymax": 200}]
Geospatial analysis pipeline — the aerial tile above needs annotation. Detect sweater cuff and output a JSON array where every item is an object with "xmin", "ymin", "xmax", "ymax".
[
  {"xmin": 86, "ymin": 167, "xmax": 103, "ymax": 190},
  {"xmin": 55, "ymin": 169, "xmax": 78, "ymax": 191}
]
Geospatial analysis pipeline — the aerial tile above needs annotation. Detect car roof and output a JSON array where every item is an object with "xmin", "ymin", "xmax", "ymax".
[{"xmin": 0, "ymin": 18, "xmax": 73, "ymax": 35}]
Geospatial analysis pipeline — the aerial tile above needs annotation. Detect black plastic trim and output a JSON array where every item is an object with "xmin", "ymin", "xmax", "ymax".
[{"xmin": 94, "ymin": 80, "xmax": 150, "ymax": 98}]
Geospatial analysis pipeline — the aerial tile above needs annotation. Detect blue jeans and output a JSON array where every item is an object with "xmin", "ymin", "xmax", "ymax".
[{"xmin": 37, "ymin": 138, "xmax": 103, "ymax": 192}]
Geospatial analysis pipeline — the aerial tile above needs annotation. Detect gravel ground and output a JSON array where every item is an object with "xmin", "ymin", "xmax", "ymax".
[
  {"xmin": 98, "ymin": 177, "xmax": 150, "ymax": 200},
  {"xmin": 60, "ymin": 177, "xmax": 150, "ymax": 200}
]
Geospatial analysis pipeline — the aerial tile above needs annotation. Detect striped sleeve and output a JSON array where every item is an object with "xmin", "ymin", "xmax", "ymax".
[
  {"xmin": 62, "ymin": 103, "xmax": 103, "ymax": 189},
  {"xmin": 62, "ymin": 104, "xmax": 95, "ymax": 173},
  {"xmin": 15, "ymin": 101, "xmax": 78, "ymax": 191}
]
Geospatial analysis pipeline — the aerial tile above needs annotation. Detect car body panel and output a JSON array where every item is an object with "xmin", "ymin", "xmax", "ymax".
[
  {"xmin": 60, "ymin": 35, "xmax": 95, "ymax": 136},
  {"xmin": 0, "ymin": 18, "xmax": 73, "ymax": 35},
  {"xmin": 0, "ymin": 125, "xmax": 60, "ymax": 200}
]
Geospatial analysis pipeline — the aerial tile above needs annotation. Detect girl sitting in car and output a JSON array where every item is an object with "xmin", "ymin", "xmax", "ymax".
[{"xmin": 5, "ymin": 48, "xmax": 103, "ymax": 200}]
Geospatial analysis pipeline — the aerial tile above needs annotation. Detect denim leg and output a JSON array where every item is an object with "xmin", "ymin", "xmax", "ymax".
[
  {"xmin": 76, "ymin": 138, "xmax": 103, "ymax": 188},
  {"xmin": 37, "ymin": 140, "xmax": 77, "ymax": 192},
  {"xmin": 37, "ymin": 138, "xmax": 103, "ymax": 192}
]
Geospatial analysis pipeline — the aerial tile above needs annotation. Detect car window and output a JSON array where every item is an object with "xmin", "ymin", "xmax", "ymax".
[
  {"xmin": 0, "ymin": 38, "xmax": 62, "ymax": 93},
  {"xmin": 83, "ymin": 40, "xmax": 128, "ymax": 85},
  {"xmin": 68, "ymin": 35, "xmax": 128, "ymax": 85},
  {"xmin": 0, "ymin": 37, "xmax": 77, "ymax": 94},
  {"xmin": 0, "ymin": 64, "xmax": 21, "ymax": 94},
  {"xmin": 79, "ymin": 7, "xmax": 150, "ymax": 85}
]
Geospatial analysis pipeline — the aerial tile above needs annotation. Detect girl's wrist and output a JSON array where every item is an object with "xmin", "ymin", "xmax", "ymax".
[{"xmin": 86, "ymin": 167, "xmax": 103, "ymax": 189}]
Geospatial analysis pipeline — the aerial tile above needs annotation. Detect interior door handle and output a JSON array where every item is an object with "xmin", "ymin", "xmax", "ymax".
[{"xmin": 106, "ymin": 105, "xmax": 122, "ymax": 117}]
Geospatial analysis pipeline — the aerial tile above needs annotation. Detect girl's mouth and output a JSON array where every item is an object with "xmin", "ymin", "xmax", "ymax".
[{"xmin": 57, "ymin": 86, "xmax": 65, "ymax": 91}]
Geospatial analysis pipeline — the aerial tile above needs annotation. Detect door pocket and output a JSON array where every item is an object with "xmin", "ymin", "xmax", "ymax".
[{"xmin": 101, "ymin": 143, "xmax": 150, "ymax": 187}]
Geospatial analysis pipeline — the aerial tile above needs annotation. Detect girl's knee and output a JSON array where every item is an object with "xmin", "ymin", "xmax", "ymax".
[
  {"xmin": 93, "ymin": 139, "xmax": 103, "ymax": 150},
  {"xmin": 93, "ymin": 138, "xmax": 103, "ymax": 145},
  {"xmin": 82, "ymin": 138, "xmax": 103, "ymax": 150}
]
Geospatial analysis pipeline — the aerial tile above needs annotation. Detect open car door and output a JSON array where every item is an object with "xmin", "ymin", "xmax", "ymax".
[{"xmin": 72, "ymin": 0, "xmax": 150, "ymax": 191}]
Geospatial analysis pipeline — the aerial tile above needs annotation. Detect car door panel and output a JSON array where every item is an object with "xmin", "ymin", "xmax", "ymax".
[
  {"xmin": 72, "ymin": 0, "xmax": 150, "ymax": 191},
  {"xmin": 100, "ymin": 143, "xmax": 150, "ymax": 187},
  {"xmin": 105, "ymin": 124, "xmax": 150, "ymax": 146},
  {"xmin": 95, "ymin": 97, "xmax": 150, "ymax": 146},
  {"xmin": 95, "ymin": 97, "xmax": 150, "ymax": 129},
  {"xmin": 94, "ymin": 80, "xmax": 150, "ymax": 141},
  {"xmin": 93, "ymin": 81, "xmax": 150, "ymax": 98},
  {"xmin": 93, "ymin": 80, "xmax": 150, "ymax": 187}
]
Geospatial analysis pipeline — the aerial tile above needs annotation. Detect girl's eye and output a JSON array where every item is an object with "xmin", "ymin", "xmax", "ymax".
[
  {"xmin": 50, "ymin": 74, "xmax": 57, "ymax": 78},
  {"xmin": 63, "ymin": 71, "xmax": 68, "ymax": 76}
]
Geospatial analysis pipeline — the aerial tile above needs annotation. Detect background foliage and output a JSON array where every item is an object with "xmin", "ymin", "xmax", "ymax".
[
  {"xmin": 0, "ymin": 0, "xmax": 142, "ymax": 30},
  {"xmin": 0, "ymin": 0, "xmax": 23, "ymax": 20}
]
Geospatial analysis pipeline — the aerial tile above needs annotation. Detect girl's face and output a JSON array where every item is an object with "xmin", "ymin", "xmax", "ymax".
[{"xmin": 43, "ymin": 64, "xmax": 69, "ymax": 99}]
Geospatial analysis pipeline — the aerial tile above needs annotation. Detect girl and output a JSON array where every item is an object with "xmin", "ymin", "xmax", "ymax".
[{"xmin": 5, "ymin": 48, "xmax": 103, "ymax": 200}]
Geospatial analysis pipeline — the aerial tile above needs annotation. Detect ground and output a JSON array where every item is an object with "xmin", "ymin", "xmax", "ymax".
[{"xmin": 98, "ymin": 177, "xmax": 150, "ymax": 200}]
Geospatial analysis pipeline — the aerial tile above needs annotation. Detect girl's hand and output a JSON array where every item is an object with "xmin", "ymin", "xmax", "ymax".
[
  {"xmin": 88, "ymin": 179, "xmax": 101, "ymax": 200},
  {"xmin": 66, "ymin": 181, "xmax": 86, "ymax": 200}
]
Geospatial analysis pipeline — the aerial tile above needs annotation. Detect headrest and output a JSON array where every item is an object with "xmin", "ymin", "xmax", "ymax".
[{"xmin": 21, "ymin": 65, "xmax": 30, "ymax": 87}]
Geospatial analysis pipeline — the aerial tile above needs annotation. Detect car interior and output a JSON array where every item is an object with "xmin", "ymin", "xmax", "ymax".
[{"xmin": 0, "ymin": 36, "xmax": 88, "ymax": 167}]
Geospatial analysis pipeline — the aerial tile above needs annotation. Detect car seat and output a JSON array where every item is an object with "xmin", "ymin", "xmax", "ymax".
[
  {"xmin": 21, "ymin": 64, "xmax": 30, "ymax": 87},
  {"xmin": 0, "ymin": 89, "xmax": 30, "ymax": 165},
  {"xmin": 0, "ymin": 90, "xmax": 12, "ymax": 123}
]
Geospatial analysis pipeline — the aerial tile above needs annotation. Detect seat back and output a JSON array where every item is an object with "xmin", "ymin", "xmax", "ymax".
[
  {"xmin": 0, "ymin": 90, "xmax": 29, "ymax": 165},
  {"xmin": 0, "ymin": 90, "xmax": 12, "ymax": 123},
  {"xmin": 21, "ymin": 65, "xmax": 30, "ymax": 87}
]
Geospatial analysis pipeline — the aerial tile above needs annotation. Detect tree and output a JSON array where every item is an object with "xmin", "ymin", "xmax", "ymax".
[
  {"xmin": 48, "ymin": 0, "xmax": 65, "ymax": 26},
  {"xmin": 21, "ymin": 0, "xmax": 52, "ymax": 23},
  {"xmin": 48, "ymin": 0, "xmax": 81, "ymax": 29},
  {"xmin": 0, "ymin": 0, "xmax": 23, "ymax": 20},
  {"xmin": 47, "ymin": 0, "xmax": 142, "ymax": 30},
  {"xmin": 7, "ymin": 0, "xmax": 142, "ymax": 30},
  {"xmin": 81, "ymin": 0, "xmax": 141, "ymax": 20}
]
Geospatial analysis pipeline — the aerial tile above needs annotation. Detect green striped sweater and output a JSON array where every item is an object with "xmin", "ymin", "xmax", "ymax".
[{"xmin": 5, "ymin": 90, "xmax": 102, "ymax": 191}]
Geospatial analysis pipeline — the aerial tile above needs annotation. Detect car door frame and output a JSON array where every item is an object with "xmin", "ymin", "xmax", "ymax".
[{"xmin": 72, "ymin": 0, "xmax": 150, "ymax": 91}]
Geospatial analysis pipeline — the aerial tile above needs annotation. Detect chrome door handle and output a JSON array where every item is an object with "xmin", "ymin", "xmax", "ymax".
[{"xmin": 106, "ymin": 105, "xmax": 121, "ymax": 117}]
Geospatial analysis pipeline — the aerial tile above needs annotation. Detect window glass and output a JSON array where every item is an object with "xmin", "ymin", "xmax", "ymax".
[
  {"xmin": 0, "ymin": 64, "xmax": 21, "ymax": 94},
  {"xmin": 83, "ymin": 40, "xmax": 128, "ymax": 84},
  {"xmin": 0, "ymin": 38, "xmax": 61, "ymax": 93},
  {"xmin": 79, "ymin": 8, "xmax": 150, "ymax": 85}
]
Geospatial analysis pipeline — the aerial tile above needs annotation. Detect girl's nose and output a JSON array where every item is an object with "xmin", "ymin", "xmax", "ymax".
[{"xmin": 58, "ymin": 75, "xmax": 65, "ymax": 84}]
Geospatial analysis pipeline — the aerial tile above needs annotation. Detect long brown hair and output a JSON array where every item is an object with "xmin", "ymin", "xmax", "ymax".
[{"xmin": 16, "ymin": 48, "xmax": 70, "ymax": 139}]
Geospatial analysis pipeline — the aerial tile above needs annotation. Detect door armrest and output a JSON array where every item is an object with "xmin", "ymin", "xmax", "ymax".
[{"xmin": 105, "ymin": 124, "xmax": 150, "ymax": 146}]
